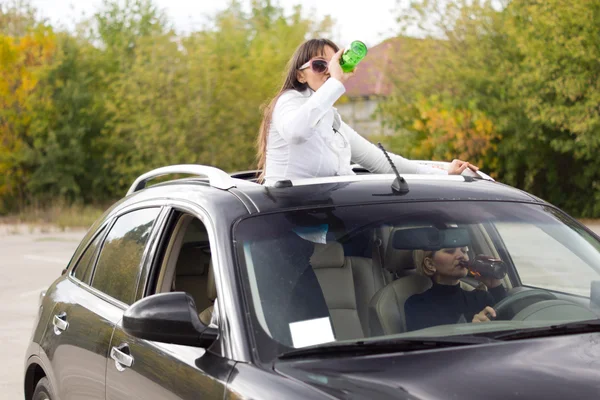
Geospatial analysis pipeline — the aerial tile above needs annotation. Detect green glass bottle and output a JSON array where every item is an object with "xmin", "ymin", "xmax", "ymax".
[{"xmin": 339, "ymin": 41, "xmax": 368, "ymax": 73}]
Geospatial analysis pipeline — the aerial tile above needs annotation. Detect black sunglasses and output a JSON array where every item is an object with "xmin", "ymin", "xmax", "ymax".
[{"xmin": 299, "ymin": 58, "xmax": 328, "ymax": 74}]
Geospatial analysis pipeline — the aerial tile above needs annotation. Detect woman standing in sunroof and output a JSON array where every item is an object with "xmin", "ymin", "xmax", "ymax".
[{"xmin": 256, "ymin": 38, "xmax": 478, "ymax": 186}]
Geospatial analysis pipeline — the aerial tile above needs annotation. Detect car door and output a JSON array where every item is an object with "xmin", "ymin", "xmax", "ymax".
[
  {"xmin": 40, "ymin": 225, "xmax": 122, "ymax": 400},
  {"xmin": 105, "ymin": 211, "xmax": 233, "ymax": 400},
  {"xmin": 106, "ymin": 329, "xmax": 233, "ymax": 400},
  {"xmin": 46, "ymin": 206, "xmax": 164, "ymax": 399}
]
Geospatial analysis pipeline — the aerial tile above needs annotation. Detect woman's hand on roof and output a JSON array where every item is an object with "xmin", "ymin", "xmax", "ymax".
[{"xmin": 448, "ymin": 159, "xmax": 479, "ymax": 175}]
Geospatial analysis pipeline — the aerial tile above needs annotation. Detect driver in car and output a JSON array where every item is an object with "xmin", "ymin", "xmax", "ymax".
[{"xmin": 404, "ymin": 246, "xmax": 507, "ymax": 332}]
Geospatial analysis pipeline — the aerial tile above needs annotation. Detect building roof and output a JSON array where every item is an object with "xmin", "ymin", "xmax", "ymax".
[
  {"xmin": 343, "ymin": 37, "xmax": 432, "ymax": 99},
  {"xmin": 343, "ymin": 38, "xmax": 398, "ymax": 98}
]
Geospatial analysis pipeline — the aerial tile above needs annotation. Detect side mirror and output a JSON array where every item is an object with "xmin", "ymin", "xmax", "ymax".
[{"xmin": 123, "ymin": 292, "xmax": 218, "ymax": 348}]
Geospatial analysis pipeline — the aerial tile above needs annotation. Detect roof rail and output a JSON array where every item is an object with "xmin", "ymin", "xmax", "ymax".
[
  {"xmin": 229, "ymin": 170, "xmax": 260, "ymax": 182},
  {"xmin": 126, "ymin": 164, "xmax": 235, "ymax": 195}
]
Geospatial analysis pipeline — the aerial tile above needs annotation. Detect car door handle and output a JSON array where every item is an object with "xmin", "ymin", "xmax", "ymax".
[
  {"xmin": 52, "ymin": 312, "xmax": 68, "ymax": 335},
  {"xmin": 111, "ymin": 345, "xmax": 134, "ymax": 371}
]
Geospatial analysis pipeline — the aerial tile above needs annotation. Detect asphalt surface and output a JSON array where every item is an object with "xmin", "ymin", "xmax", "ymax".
[
  {"xmin": 3, "ymin": 222, "xmax": 600, "ymax": 398},
  {"xmin": 1, "ymin": 225, "xmax": 86, "ymax": 399}
]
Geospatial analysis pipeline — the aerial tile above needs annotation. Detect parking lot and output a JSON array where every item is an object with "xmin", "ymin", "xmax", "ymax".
[
  {"xmin": 3, "ymin": 221, "xmax": 600, "ymax": 398},
  {"xmin": 1, "ymin": 225, "xmax": 86, "ymax": 399}
]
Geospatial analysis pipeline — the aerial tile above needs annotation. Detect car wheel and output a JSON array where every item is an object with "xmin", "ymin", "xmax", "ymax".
[{"xmin": 33, "ymin": 377, "xmax": 55, "ymax": 400}]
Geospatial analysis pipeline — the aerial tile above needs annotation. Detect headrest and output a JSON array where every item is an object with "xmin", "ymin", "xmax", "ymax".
[
  {"xmin": 176, "ymin": 245, "xmax": 210, "ymax": 276},
  {"xmin": 310, "ymin": 242, "xmax": 345, "ymax": 269},
  {"xmin": 207, "ymin": 260, "xmax": 217, "ymax": 301},
  {"xmin": 384, "ymin": 248, "xmax": 416, "ymax": 274},
  {"xmin": 384, "ymin": 229, "xmax": 417, "ymax": 274}
]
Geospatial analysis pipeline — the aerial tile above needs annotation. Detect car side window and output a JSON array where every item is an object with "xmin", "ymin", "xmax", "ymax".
[
  {"xmin": 72, "ymin": 229, "xmax": 105, "ymax": 284},
  {"xmin": 153, "ymin": 214, "xmax": 217, "ymax": 326},
  {"xmin": 91, "ymin": 208, "xmax": 160, "ymax": 305},
  {"xmin": 495, "ymin": 222, "xmax": 598, "ymax": 296}
]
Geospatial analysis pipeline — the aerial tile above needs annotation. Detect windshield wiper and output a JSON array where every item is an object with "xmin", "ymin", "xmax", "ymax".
[
  {"xmin": 277, "ymin": 335, "xmax": 496, "ymax": 360},
  {"xmin": 487, "ymin": 319, "xmax": 600, "ymax": 341}
]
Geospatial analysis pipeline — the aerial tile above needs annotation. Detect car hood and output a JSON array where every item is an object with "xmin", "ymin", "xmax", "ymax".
[{"xmin": 274, "ymin": 333, "xmax": 600, "ymax": 399}]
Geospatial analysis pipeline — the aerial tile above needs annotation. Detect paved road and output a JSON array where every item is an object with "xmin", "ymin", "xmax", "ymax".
[
  {"xmin": 2, "ymin": 222, "xmax": 600, "ymax": 398},
  {"xmin": 1, "ymin": 226, "xmax": 86, "ymax": 399}
]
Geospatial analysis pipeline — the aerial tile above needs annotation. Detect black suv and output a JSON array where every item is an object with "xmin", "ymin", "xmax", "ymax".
[{"xmin": 24, "ymin": 164, "xmax": 600, "ymax": 400}]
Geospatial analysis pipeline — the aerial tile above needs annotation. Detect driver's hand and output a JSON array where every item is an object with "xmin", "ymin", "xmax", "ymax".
[{"xmin": 472, "ymin": 306, "xmax": 496, "ymax": 323}]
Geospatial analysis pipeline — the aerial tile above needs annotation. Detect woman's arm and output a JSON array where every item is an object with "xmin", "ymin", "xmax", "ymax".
[
  {"xmin": 342, "ymin": 121, "xmax": 448, "ymax": 175},
  {"xmin": 272, "ymin": 78, "xmax": 346, "ymax": 144}
]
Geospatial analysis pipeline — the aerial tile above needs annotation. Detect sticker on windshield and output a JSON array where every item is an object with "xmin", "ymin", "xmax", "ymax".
[{"xmin": 289, "ymin": 317, "xmax": 335, "ymax": 348}]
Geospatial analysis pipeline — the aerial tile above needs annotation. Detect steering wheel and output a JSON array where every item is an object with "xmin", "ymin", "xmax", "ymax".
[{"xmin": 494, "ymin": 287, "xmax": 557, "ymax": 320}]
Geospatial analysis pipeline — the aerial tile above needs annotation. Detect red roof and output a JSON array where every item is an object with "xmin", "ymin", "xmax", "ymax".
[
  {"xmin": 343, "ymin": 38, "xmax": 396, "ymax": 98},
  {"xmin": 343, "ymin": 37, "xmax": 424, "ymax": 98}
]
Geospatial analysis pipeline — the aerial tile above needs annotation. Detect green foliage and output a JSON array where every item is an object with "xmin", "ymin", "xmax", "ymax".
[
  {"xmin": 100, "ymin": 0, "xmax": 332, "ymax": 194},
  {"xmin": 3, "ymin": 0, "xmax": 598, "ymax": 218},
  {"xmin": 27, "ymin": 33, "xmax": 111, "ymax": 203},
  {"xmin": 0, "ymin": 0, "xmax": 332, "ymax": 211},
  {"xmin": 0, "ymin": 21, "xmax": 56, "ymax": 211},
  {"xmin": 377, "ymin": 0, "xmax": 600, "ymax": 217}
]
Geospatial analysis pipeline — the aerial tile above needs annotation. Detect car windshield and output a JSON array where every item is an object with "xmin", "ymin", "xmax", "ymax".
[{"xmin": 234, "ymin": 201, "xmax": 600, "ymax": 362}]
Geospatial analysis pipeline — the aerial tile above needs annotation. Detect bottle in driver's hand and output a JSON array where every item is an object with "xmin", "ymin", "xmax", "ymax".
[{"xmin": 460, "ymin": 255, "xmax": 507, "ymax": 280}]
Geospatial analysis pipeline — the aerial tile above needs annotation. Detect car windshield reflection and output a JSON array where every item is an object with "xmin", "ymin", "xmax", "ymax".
[{"xmin": 234, "ymin": 201, "xmax": 600, "ymax": 361}]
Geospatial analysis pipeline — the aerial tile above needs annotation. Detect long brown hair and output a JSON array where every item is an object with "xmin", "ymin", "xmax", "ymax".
[{"xmin": 256, "ymin": 38, "xmax": 339, "ymax": 183}]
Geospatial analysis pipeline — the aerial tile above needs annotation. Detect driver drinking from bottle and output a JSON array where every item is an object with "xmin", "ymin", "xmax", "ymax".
[{"xmin": 404, "ymin": 246, "xmax": 507, "ymax": 332}]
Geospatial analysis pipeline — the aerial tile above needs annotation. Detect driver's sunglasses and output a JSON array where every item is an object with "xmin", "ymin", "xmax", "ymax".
[{"xmin": 299, "ymin": 58, "xmax": 328, "ymax": 74}]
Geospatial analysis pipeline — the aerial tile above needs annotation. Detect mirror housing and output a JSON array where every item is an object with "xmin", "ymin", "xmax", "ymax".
[
  {"xmin": 392, "ymin": 227, "xmax": 470, "ymax": 251},
  {"xmin": 123, "ymin": 292, "xmax": 218, "ymax": 348}
]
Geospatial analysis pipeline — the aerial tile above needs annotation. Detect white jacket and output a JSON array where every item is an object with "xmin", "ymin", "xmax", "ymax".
[{"xmin": 263, "ymin": 78, "xmax": 447, "ymax": 186}]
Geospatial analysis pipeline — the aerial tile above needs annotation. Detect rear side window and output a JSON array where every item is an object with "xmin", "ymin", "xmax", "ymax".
[
  {"xmin": 91, "ymin": 208, "xmax": 160, "ymax": 304},
  {"xmin": 72, "ymin": 230, "xmax": 105, "ymax": 284}
]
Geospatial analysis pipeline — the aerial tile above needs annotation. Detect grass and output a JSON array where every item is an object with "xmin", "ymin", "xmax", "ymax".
[
  {"xmin": 3, "ymin": 202, "xmax": 106, "ymax": 231},
  {"xmin": 35, "ymin": 236, "xmax": 83, "ymax": 242},
  {"xmin": 579, "ymin": 218, "xmax": 600, "ymax": 226},
  {"xmin": 1, "ymin": 200, "xmax": 598, "ymax": 233}
]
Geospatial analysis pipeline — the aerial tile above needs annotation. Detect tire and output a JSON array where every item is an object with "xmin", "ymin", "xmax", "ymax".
[{"xmin": 32, "ymin": 377, "xmax": 54, "ymax": 400}]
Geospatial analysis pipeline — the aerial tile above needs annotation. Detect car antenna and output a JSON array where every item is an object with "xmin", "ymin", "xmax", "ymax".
[{"xmin": 377, "ymin": 142, "xmax": 409, "ymax": 194}]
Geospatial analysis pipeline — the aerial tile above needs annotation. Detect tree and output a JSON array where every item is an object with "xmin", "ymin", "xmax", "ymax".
[
  {"xmin": 0, "ymin": 24, "xmax": 56, "ymax": 211},
  {"xmin": 101, "ymin": 0, "xmax": 333, "ymax": 194},
  {"xmin": 377, "ymin": 0, "xmax": 600, "ymax": 216},
  {"xmin": 0, "ymin": 0, "xmax": 40, "ymax": 36},
  {"xmin": 0, "ymin": 0, "xmax": 335, "ymax": 212},
  {"xmin": 26, "ymin": 33, "xmax": 111, "ymax": 203}
]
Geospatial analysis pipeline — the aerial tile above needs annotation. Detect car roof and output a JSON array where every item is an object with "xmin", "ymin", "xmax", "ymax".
[
  {"xmin": 123, "ymin": 164, "xmax": 544, "ymax": 215},
  {"xmin": 232, "ymin": 174, "xmax": 544, "ymax": 212}
]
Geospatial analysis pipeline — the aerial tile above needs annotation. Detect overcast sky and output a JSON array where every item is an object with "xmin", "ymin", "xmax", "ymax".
[{"xmin": 30, "ymin": 0, "xmax": 400, "ymax": 47}]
